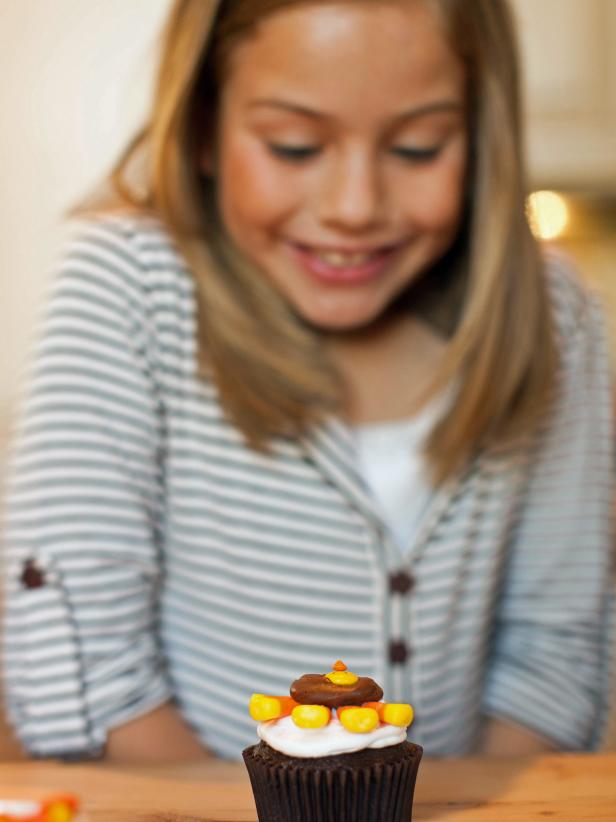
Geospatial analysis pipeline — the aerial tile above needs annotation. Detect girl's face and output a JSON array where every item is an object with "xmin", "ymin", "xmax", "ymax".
[{"xmin": 209, "ymin": 0, "xmax": 468, "ymax": 331}]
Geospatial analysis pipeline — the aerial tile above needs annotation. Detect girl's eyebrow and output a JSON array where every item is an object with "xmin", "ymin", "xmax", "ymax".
[{"xmin": 247, "ymin": 98, "xmax": 463, "ymax": 123}]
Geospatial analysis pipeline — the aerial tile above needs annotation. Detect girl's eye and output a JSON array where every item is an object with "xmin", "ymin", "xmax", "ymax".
[
  {"xmin": 392, "ymin": 146, "xmax": 442, "ymax": 163},
  {"xmin": 267, "ymin": 144, "xmax": 321, "ymax": 161},
  {"xmin": 266, "ymin": 143, "xmax": 443, "ymax": 164}
]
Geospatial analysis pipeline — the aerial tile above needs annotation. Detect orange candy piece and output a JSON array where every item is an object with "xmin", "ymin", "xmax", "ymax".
[
  {"xmin": 332, "ymin": 660, "xmax": 347, "ymax": 671},
  {"xmin": 249, "ymin": 694, "xmax": 299, "ymax": 722}
]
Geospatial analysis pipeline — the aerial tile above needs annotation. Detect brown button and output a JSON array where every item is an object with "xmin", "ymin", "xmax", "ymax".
[
  {"xmin": 389, "ymin": 640, "xmax": 409, "ymax": 664},
  {"xmin": 21, "ymin": 559, "xmax": 46, "ymax": 590},
  {"xmin": 389, "ymin": 571, "xmax": 414, "ymax": 595}
]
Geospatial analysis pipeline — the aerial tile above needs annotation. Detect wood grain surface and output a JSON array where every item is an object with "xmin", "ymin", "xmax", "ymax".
[{"xmin": 0, "ymin": 753, "xmax": 614, "ymax": 821}]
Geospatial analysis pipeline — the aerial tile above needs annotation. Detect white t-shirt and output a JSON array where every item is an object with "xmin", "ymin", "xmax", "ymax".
[{"xmin": 353, "ymin": 392, "xmax": 450, "ymax": 555}]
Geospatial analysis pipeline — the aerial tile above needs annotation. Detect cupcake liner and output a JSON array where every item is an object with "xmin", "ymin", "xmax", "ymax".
[{"xmin": 243, "ymin": 740, "xmax": 423, "ymax": 822}]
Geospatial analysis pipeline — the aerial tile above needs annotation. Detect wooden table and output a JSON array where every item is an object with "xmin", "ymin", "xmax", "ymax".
[{"xmin": 0, "ymin": 754, "xmax": 614, "ymax": 821}]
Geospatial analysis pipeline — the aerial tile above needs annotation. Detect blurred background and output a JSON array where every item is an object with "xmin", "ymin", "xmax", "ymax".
[{"xmin": 0, "ymin": 0, "xmax": 614, "ymax": 758}]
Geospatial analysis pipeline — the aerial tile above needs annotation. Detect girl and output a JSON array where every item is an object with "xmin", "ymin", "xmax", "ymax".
[{"xmin": 2, "ymin": 0, "xmax": 613, "ymax": 762}]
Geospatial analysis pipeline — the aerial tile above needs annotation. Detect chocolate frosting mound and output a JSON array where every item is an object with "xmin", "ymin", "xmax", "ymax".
[{"xmin": 290, "ymin": 673, "xmax": 383, "ymax": 708}]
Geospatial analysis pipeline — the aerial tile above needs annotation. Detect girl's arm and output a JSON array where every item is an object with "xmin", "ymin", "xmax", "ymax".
[
  {"xmin": 106, "ymin": 702, "xmax": 209, "ymax": 762},
  {"xmin": 1, "ymin": 218, "xmax": 184, "ymax": 760},
  {"xmin": 481, "ymin": 260, "xmax": 614, "ymax": 753},
  {"xmin": 480, "ymin": 717, "xmax": 555, "ymax": 756}
]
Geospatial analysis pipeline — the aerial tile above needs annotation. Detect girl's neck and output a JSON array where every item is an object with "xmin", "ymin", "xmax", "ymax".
[{"xmin": 324, "ymin": 310, "xmax": 447, "ymax": 425}]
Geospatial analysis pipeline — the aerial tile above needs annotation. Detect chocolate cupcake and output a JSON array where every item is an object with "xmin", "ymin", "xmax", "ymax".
[{"xmin": 243, "ymin": 660, "xmax": 422, "ymax": 822}]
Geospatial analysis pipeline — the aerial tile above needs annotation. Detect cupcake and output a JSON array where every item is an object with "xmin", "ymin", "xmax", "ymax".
[{"xmin": 243, "ymin": 660, "xmax": 422, "ymax": 822}]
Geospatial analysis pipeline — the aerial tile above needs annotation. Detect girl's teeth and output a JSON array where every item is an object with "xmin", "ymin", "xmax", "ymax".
[{"xmin": 312, "ymin": 250, "xmax": 378, "ymax": 267}]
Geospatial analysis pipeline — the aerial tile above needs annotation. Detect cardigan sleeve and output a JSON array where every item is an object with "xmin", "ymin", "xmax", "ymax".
[
  {"xmin": 1, "ymin": 218, "xmax": 173, "ymax": 758},
  {"xmin": 481, "ymin": 262, "xmax": 615, "ymax": 750}
]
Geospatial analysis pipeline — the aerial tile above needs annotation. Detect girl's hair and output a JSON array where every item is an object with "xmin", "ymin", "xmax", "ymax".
[{"xmin": 74, "ymin": 0, "xmax": 557, "ymax": 484}]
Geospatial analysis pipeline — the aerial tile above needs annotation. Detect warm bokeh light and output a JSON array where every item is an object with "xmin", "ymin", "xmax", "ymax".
[{"xmin": 526, "ymin": 190, "xmax": 570, "ymax": 240}]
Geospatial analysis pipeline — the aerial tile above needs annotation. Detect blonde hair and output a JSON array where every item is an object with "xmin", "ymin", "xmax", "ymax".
[{"xmin": 74, "ymin": 0, "xmax": 557, "ymax": 483}]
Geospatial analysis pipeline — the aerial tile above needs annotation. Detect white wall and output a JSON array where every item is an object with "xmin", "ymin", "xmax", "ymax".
[{"xmin": 0, "ymin": 0, "xmax": 171, "ymax": 423}]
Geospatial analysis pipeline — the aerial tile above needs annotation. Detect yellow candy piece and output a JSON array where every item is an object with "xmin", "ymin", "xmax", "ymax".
[
  {"xmin": 325, "ymin": 670, "xmax": 359, "ymax": 685},
  {"xmin": 249, "ymin": 694, "xmax": 283, "ymax": 721},
  {"xmin": 338, "ymin": 706, "xmax": 379, "ymax": 734},
  {"xmin": 381, "ymin": 703, "xmax": 414, "ymax": 727},
  {"xmin": 292, "ymin": 704, "xmax": 331, "ymax": 728},
  {"xmin": 47, "ymin": 803, "xmax": 73, "ymax": 822}
]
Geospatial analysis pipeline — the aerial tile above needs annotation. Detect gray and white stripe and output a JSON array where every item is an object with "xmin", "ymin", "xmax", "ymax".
[{"xmin": 2, "ymin": 214, "xmax": 613, "ymax": 760}]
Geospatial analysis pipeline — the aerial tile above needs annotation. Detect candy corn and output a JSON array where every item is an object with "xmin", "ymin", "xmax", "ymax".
[
  {"xmin": 291, "ymin": 704, "xmax": 331, "ymax": 728},
  {"xmin": 337, "ymin": 706, "xmax": 379, "ymax": 734},
  {"xmin": 249, "ymin": 694, "xmax": 299, "ymax": 722},
  {"xmin": 0, "ymin": 795, "xmax": 79, "ymax": 822},
  {"xmin": 363, "ymin": 701, "xmax": 414, "ymax": 727},
  {"xmin": 326, "ymin": 658, "xmax": 358, "ymax": 684},
  {"xmin": 325, "ymin": 670, "xmax": 359, "ymax": 685}
]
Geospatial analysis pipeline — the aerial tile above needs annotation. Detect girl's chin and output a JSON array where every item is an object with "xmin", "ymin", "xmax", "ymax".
[{"xmin": 295, "ymin": 305, "xmax": 388, "ymax": 333}]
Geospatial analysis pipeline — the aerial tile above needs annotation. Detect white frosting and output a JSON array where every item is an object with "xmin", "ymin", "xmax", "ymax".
[{"xmin": 257, "ymin": 714, "xmax": 407, "ymax": 758}]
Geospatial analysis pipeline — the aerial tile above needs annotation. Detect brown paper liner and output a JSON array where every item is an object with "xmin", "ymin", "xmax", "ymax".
[{"xmin": 243, "ymin": 740, "xmax": 423, "ymax": 822}]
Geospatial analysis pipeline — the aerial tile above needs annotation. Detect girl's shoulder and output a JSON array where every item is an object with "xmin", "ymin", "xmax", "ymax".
[{"xmin": 60, "ymin": 209, "xmax": 194, "ymax": 299}]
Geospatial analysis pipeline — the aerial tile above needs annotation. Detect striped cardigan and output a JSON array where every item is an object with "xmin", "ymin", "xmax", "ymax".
[{"xmin": 2, "ymin": 214, "xmax": 613, "ymax": 760}]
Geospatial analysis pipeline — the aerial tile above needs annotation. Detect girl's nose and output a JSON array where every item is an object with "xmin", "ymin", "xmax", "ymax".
[{"xmin": 317, "ymin": 151, "xmax": 386, "ymax": 231}]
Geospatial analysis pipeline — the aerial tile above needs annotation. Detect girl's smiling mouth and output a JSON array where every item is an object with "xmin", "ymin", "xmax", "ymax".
[{"xmin": 288, "ymin": 241, "xmax": 405, "ymax": 284}]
